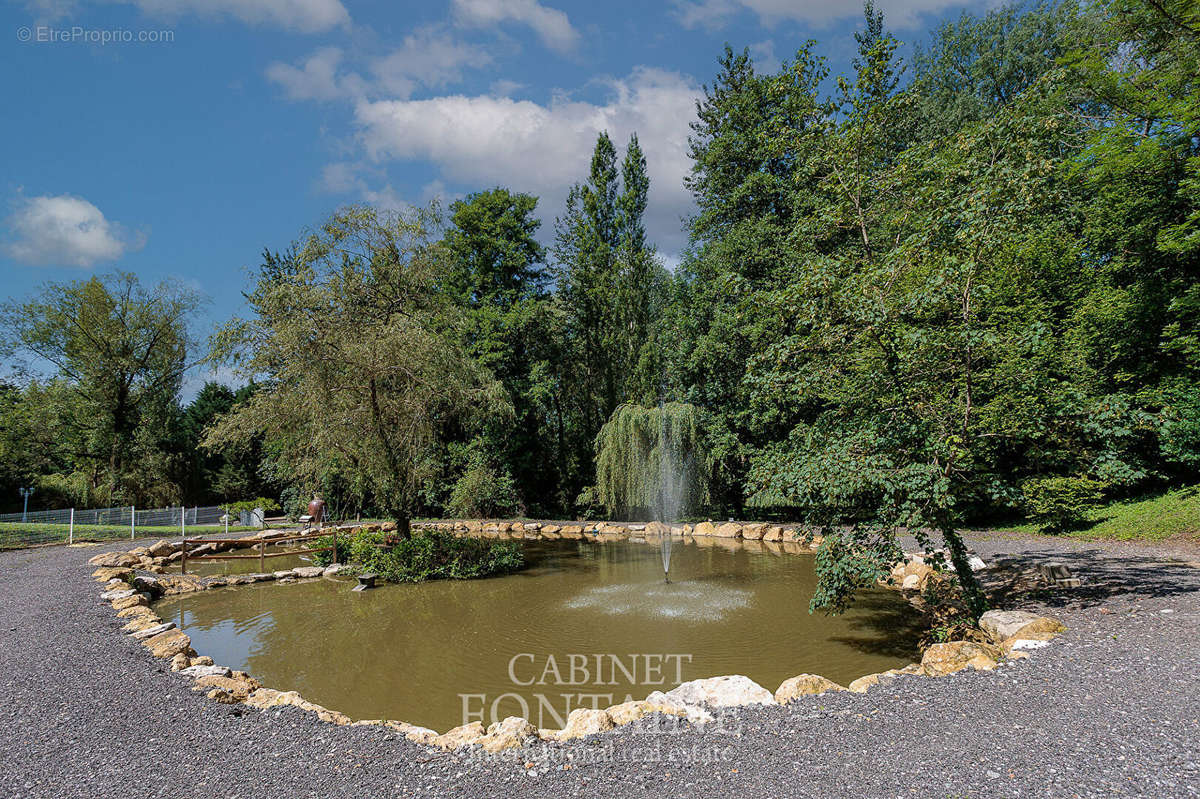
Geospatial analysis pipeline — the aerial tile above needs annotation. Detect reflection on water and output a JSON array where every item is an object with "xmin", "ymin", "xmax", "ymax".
[{"xmin": 158, "ymin": 538, "xmax": 923, "ymax": 732}]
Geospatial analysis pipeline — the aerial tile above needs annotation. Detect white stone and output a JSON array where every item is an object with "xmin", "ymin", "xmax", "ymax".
[
  {"xmin": 662, "ymin": 675, "xmax": 775, "ymax": 708},
  {"xmin": 978, "ymin": 609, "xmax": 1043, "ymax": 642},
  {"xmin": 323, "ymin": 564, "xmax": 343, "ymax": 576},
  {"xmin": 968, "ymin": 555, "xmax": 987, "ymax": 571},
  {"xmin": 100, "ymin": 588, "xmax": 136, "ymax": 601},
  {"xmin": 273, "ymin": 570, "xmax": 295, "ymax": 579},
  {"xmin": 179, "ymin": 664, "xmax": 233, "ymax": 678},
  {"xmin": 293, "ymin": 566, "xmax": 324, "ymax": 578}
]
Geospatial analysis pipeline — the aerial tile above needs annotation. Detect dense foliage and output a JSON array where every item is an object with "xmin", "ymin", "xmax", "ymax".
[{"xmin": 313, "ymin": 528, "xmax": 524, "ymax": 583}]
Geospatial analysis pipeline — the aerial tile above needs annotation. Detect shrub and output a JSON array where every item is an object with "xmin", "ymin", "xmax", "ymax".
[
  {"xmin": 222, "ymin": 497, "xmax": 282, "ymax": 517},
  {"xmin": 313, "ymin": 528, "xmax": 523, "ymax": 582},
  {"xmin": 1022, "ymin": 476, "xmax": 1107, "ymax": 533},
  {"xmin": 446, "ymin": 459, "xmax": 523, "ymax": 519}
]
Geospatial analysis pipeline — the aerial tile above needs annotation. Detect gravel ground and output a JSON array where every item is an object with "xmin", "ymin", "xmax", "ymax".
[{"xmin": 2, "ymin": 534, "xmax": 1198, "ymax": 799}]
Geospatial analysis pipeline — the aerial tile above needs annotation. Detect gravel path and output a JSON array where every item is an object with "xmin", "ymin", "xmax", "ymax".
[{"xmin": 2, "ymin": 534, "xmax": 1198, "ymax": 799}]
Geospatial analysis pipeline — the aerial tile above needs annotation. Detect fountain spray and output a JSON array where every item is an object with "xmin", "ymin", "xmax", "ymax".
[{"xmin": 659, "ymin": 393, "xmax": 672, "ymax": 584}]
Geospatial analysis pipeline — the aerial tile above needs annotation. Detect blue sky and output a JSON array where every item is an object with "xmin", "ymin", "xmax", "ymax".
[{"xmin": 2, "ymin": 0, "xmax": 992, "ymax": 386}]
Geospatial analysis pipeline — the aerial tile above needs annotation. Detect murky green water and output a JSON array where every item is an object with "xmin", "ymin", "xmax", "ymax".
[{"xmin": 158, "ymin": 538, "xmax": 922, "ymax": 732}]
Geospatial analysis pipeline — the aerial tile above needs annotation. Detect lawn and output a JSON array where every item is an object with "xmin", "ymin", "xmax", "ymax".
[
  {"xmin": 996, "ymin": 485, "xmax": 1200, "ymax": 543},
  {"xmin": 0, "ymin": 522, "xmax": 258, "ymax": 550}
]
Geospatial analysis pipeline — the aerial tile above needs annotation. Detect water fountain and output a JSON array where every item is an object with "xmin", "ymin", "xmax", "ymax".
[{"xmin": 656, "ymin": 397, "xmax": 683, "ymax": 583}]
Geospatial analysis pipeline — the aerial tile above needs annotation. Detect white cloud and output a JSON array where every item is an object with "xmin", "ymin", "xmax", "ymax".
[
  {"xmin": 267, "ymin": 29, "xmax": 491, "ymax": 102},
  {"xmin": 266, "ymin": 47, "xmax": 359, "ymax": 101},
  {"xmin": 490, "ymin": 79, "xmax": 527, "ymax": 97},
  {"xmin": 121, "ymin": 0, "xmax": 349, "ymax": 33},
  {"xmin": 675, "ymin": 0, "xmax": 981, "ymax": 30},
  {"xmin": 749, "ymin": 39, "xmax": 781, "ymax": 73},
  {"xmin": 352, "ymin": 67, "xmax": 699, "ymax": 253},
  {"xmin": 370, "ymin": 28, "xmax": 493, "ymax": 98},
  {"xmin": 25, "ymin": 0, "xmax": 348, "ymax": 31},
  {"xmin": 3, "ymin": 194, "xmax": 143, "ymax": 267},
  {"xmin": 451, "ymin": 0, "xmax": 579, "ymax": 53}
]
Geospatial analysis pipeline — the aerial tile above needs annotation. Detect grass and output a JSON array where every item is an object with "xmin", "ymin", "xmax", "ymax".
[
  {"xmin": 0, "ymin": 522, "xmax": 258, "ymax": 551},
  {"xmin": 995, "ymin": 485, "xmax": 1200, "ymax": 543}
]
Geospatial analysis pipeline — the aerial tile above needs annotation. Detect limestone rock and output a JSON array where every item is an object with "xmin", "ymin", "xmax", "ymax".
[
  {"xmin": 848, "ymin": 672, "xmax": 898, "ymax": 693},
  {"xmin": 143, "ymin": 629, "xmax": 193, "ymax": 659},
  {"xmin": 713, "ymin": 522, "xmax": 742, "ymax": 539},
  {"xmin": 774, "ymin": 674, "xmax": 847, "ymax": 703},
  {"xmin": 147, "ymin": 539, "xmax": 175, "ymax": 558},
  {"xmin": 741, "ymin": 523, "xmax": 768, "ymax": 540},
  {"xmin": 156, "ymin": 574, "xmax": 206, "ymax": 594},
  {"xmin": 663, "ymin": 675, "xmax": 775, "ymax": 708},
  {"xmin": 244, "ymin": 688, "xmax": 300, "ymax": 710},
  {"xmin": 130, "ymin": 573, "xmax": 161, "ymax": 595},
  {"xmin": 117, "ymin": 605, "xmax": 157, "ymax": 619},
  {"xmin": 179, "ymin": 664, "xmax": 232, "ymax": 678},
  {"xmin": 129, "ymin": 621, "xmax": 175, "ymax": 640},
  {"xmin": 322, "ymin": 564, "xmax": 343, "ymax": 576},
  {"xmin": 88, "ymin": 552, "xmax": 138, "ymax": 568},
  {"xmin": 111, "ymin": 593, "xmax": 149, "ymax": 611},
  {"xmin": 121, "ymin": 614, "xmax": 164, "ymax": 633},
  {"xmin": 479, "ymin": 716, "xmax": 538, "ymax": 752},
  {"xmin": 606, "ymin": 700, "xmax": 685, "ymax": 726},
  {"xmin": 206, "ymin": 688, "xmax": 240, "ymax": 704},
  {"xmin": 100, "ymin": 588, "xmax": 136, "ymax": 601},
  {"xmin": 293, "ymin": 566, "xmax": 324, "ymax": 579},
  {"xmin": 384, "ymin": 720, "xmax": 438, "ymax": 745},
  {"xmin": 193, "ymin": 675, "xmax": 255, "ymax": 700},
  {"xmin": 554, "ymin": 708, "xmax": 614, "ymax": 741},
  {"xmin": 693, "ymin": 521, "xmax": 717, "ymax": 536},
  {"xmin": 978, "ymin": 610, "xmax": 1065, "ymax": 644},
  {"xmin": 433, "ymin": 721, "xmax": 486, "ymax": 750},
  {"xmin": 170, "ymin": 653, "xmax": 191, "ymax": 671},
  {"xmin": 762, "ymin": 526, "xmax": 783, "ymax": 542},
  {"xmin": 190, "ymin": 655, "xmax": 214, "ymax": 666},
  {"xmin": 920, "ymin": 641, "xmax": 1003, "ymax": 676},
  {"xmin": 273, "ymin": 570, "xmax": 295, "ymax": 579}
]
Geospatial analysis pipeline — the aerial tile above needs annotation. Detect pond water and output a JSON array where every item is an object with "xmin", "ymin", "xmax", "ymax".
[{"xmin": 157, "ymin": 537, "xmax": 923, "ymax": 732}]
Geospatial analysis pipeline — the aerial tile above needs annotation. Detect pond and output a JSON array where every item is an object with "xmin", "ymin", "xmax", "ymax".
[{"xmin": 157, "ymin": 537, "xmax": 923, "ymax": 732}]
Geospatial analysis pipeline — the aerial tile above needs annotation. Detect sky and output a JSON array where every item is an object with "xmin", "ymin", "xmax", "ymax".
[{"xmin": 2, "ymin": 0, "xmax": 993, "ymax": 389}]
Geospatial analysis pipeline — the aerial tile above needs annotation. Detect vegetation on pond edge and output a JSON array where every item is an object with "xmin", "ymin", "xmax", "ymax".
[{"xmin": 312, "ymin": 529, "xmax": 525, "ymax": 583}]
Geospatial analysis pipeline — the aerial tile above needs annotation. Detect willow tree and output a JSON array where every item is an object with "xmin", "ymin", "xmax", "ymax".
[
  {"xmin": 206, "ymin": 205, "xmax": 505, "ymax": 535},
  {"xmin": 594, "ymin": 402, "xmax": 712, "ymax": 520}
]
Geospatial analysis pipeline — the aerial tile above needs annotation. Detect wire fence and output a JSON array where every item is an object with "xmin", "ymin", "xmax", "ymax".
[{"xmin": 0, "ymin": 504, "xmax": 262, "ymax": 550}]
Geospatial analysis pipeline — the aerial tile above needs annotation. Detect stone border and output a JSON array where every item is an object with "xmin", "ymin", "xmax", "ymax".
[{"xmin": 87, "ymin": 519, "xmax": 1067, "ymax": 753}]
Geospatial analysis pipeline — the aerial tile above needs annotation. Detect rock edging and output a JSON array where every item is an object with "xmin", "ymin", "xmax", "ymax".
[{"xmin": 87, "ymin": 527, "xmax": 1067, "ymax": 753}]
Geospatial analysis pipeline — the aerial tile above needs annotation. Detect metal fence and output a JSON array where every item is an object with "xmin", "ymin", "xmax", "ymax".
[{"xmin": 0, "ymin": 504, "xmax": 240, "ymax": 549}]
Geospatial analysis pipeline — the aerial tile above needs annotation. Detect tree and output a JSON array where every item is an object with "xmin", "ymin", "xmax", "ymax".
[
  {"xmin": 676, "ymin": 42, "xmax": 830, "ymax": 513},
  {"xmin": 554, "ymin": 131, "xmax": 667, "ymax": 506},
  {"xmin": 594, "ymin": 402, "xmax": 712, "ymax": 520},
  {"xmin": 440, "ymin": 188, "xmax": 556, "ymax": 512},
  {"xmin": 1, "ymin": 271, "xmax": 205, "ymax": 506},
  {"xmin": 206, "ymin": 205, "xmax": 504, "ymax": 535}
]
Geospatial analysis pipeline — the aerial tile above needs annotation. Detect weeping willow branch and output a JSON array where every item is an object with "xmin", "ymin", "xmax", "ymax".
[{"xmin": 594, "ymin": 402, "xmax": 713, "ymax": 519}]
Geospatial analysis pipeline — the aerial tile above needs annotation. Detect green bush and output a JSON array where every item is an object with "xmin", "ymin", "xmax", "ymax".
[
  {"xmin": 313, "ymin": 528, "xmax": 524, "ymax": 582},
  {"xmin": 1022, "ymin": 476, "xmax": 1107, "ymax": 532},
  {"xmin": 446, "ymin": 459, "xmax": 523, "ymax": 518},
  {"xmin": 222, "ymin": 497, "xmax": 282, "ymax": 516}
]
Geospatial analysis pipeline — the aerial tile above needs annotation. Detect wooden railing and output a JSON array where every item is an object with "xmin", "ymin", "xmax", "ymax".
[{"xmin": 180, "ymin": 528, "xmax": 338, "ymax": 574}]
